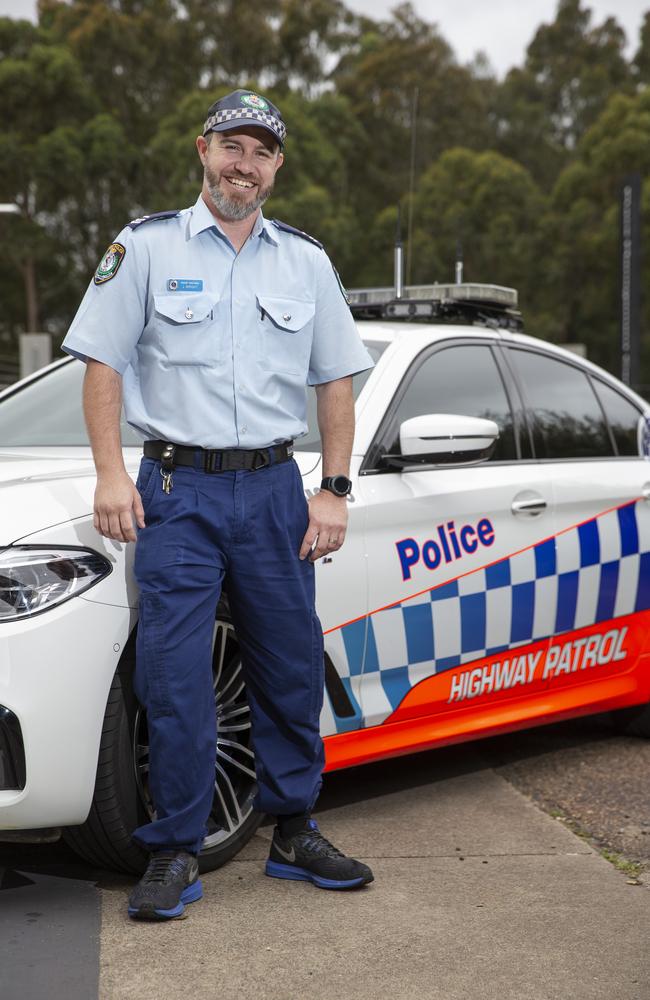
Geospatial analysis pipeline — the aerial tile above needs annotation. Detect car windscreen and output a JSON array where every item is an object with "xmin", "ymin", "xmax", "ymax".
[{"xmin": 0, "ymin": 340, "xmax": 386, "ymax": 448}]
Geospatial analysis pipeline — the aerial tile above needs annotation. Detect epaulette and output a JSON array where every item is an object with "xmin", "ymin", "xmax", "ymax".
[
  {"xmin": 128, "ymin": 210, "xmax": 181, "ymax": 230},
  {"xmin": 271, "ymin": 219, "xmax": 324, "ymax": 250}
]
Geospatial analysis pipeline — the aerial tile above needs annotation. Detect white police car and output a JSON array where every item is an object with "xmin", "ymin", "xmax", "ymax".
[{"xmin": 1, "ymin": 281, "xmax": 649, "ymax": 873}]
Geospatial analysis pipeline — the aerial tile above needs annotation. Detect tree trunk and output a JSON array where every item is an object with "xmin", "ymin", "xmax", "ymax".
[{"xmin": 23, "ymin": 256, "xmax": 39, "ymax": 332}]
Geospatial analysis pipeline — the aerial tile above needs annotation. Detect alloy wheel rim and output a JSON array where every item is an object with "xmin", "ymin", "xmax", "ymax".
[{"xmin": 132, "ymin": 617, "xmax": 257, "ymax": 849}]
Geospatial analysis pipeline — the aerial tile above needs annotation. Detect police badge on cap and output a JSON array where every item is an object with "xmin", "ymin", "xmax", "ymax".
[{"xmin": 202, "ymin": 90, "xmax": 286, "ymax": 147}]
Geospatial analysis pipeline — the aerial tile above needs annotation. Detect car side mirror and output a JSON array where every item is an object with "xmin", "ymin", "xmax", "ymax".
[
  {"xmin": 639, "ymin": 413, "xmax": 650, "ymax": 458},
  {"xmin": 383, "ymin": 413, "xmax": 500, "ymax": 468}
]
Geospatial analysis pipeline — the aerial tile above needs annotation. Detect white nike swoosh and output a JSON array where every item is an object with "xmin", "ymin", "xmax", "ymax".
[{"xmin": 274, "ymin": 842, "xmax": 296, "ymax": 863}]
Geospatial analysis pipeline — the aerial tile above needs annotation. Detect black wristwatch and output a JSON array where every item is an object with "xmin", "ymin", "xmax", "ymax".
[{"xmin": 320, "ymin": 475, "xmax": 352, "ymax": 498}]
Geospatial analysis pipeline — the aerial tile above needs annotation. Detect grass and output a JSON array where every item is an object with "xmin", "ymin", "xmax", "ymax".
[
  {"xmin": 547, "ymin": 804, "xmax": 645, "ymax": 881},
  {"xmin": 599, "ymin": 849, "xmax": 643, "ymax": 880}
]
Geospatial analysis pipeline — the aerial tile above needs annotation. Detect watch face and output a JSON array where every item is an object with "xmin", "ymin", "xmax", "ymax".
[
  {"xmin": 331, "ymin": 475, "xmax": 351, "ymax": 496},
  {"xmin": 321, "ymin": 475, "xmax": 351, "ymax": 496}
]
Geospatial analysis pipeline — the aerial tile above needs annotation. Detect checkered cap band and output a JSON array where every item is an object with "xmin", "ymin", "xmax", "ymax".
[{"xmin": 203, "ymin": 107, "xmax": 286, "ymax": 143}]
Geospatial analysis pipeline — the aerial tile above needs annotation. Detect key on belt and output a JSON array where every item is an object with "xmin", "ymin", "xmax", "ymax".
[{"xmin": 160, "ymin": 443, "xmax": 175, "ymax": 494}]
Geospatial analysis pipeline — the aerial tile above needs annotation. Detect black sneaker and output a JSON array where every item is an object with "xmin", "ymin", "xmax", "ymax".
[
  {"xmin": 265, "ymin": 819, "xmax": 374, "ymax": 890},
  {"xmin": 128, "ymin": 850, "xmax": 202, "ymax": 920}
]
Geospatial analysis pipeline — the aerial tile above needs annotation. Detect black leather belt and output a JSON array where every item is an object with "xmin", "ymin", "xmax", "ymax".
[{"xmin": 143, "ymin": 439, "xmax": 293, "ymax": 473}]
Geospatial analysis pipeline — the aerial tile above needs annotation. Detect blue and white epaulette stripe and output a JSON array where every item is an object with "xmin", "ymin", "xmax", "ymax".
[
  {"xmin": 271, "ymin": 219, "xmax": 324, "ymax": 250},
  {"xmin": 128, "ymin": 210, "xmax": 181, "ymax": 229}
]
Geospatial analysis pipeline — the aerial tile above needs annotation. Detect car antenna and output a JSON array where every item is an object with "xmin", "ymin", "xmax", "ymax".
[{"xmin": 394, "ymin": 205, "xmax": 404, "ymax": 300}]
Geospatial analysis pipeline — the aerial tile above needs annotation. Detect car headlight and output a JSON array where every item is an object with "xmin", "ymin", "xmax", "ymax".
[{"xmin": 0, "ymin": 546, "xmax": 112, "ymax": 621}]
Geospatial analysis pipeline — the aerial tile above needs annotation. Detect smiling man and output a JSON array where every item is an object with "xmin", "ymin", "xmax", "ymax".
[
  {"xmin": 202, "ymin": 129, "xmax": 278, "ymax": 220},
  {"xmin": 62, "ymin": 89, "xmax": 374, "ymax": 920}
]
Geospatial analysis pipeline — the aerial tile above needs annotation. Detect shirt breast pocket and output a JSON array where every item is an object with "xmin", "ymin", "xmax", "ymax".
[
  {"xmin": 153, "ymin": 292, "xmax": 221, "ymax": 366},
  {"xmin": 257, "ymin": 295, "xmax": 316, "ymax": 376}
]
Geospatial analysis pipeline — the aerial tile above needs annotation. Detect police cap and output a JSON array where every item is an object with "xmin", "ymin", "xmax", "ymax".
[{"xmin": 202, "ymin": 90, "xmax": 286, "ymax": 148}]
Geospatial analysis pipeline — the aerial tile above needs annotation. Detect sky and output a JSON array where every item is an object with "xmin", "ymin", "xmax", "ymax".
[
  {"xmin": 0, "ymin": 0, "xmax": 647, "ymax": 77},
  {"xmin": 346, "ymin": 0, "xmax": 648, "ymax": 75}
]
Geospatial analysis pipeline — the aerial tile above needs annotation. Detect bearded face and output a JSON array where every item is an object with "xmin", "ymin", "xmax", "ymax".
[
  {"xmin": 204, "ymin": 159, "xmax": 275, "ymax": 221},
  {"xmin": 201, "ymin": 129, "xmax": 282, "ymax": 222}
]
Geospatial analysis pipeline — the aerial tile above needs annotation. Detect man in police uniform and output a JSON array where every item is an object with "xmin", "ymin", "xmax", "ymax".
[{"xmin": 63, "ymin": 90, "xmax": 374, "ymax": 920}]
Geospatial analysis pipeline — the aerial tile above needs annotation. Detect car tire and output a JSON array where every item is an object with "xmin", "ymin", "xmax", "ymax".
[
  {"xmin": 607, "ymin": 703, "xmax": 650, "ymax": 738},
  {"xmin": 63, "ymin": 602, "xmax": 263, "ymax": 874}
]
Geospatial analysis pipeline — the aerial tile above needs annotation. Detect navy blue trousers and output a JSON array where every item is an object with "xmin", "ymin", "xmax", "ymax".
[{"xmin": 131, "ymin": 456, "xmax": 325, "ymax": 855}]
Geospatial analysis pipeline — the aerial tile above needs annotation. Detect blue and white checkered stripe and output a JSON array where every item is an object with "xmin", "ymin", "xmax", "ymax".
[
  {"xmin": 322, "ymin": 501, "xmax": 650, "ymax": 733},
  {"xmin": 203, "ymin": 107, "xmax": 286, "ymax": 143}
]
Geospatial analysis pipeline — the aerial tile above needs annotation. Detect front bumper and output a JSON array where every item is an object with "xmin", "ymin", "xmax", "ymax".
[
  {"xmin": 0, "ymin": 706, "xmax": 25, "ymax": 790},
  {"xmin": 0, "ymin": 596, "xmax": 134, "ymax": 830}
]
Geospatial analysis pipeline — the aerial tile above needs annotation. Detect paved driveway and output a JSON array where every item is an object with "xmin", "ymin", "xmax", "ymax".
[{"xmin": 3, "ymin": 737, "xmax": 650, "ymax": 1000}]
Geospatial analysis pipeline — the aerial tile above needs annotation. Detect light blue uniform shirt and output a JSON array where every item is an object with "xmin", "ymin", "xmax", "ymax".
[{"xmin": 62, "ymin": 195, "xmax": 373, "ymax": 449}]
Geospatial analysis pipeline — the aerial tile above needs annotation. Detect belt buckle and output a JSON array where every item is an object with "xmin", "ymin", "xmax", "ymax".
[
  {"xmin": 251, "ymin": 449, "xmax": 271, "ymax": 471},
  {"xmin": 203, "ymin": 450, "xmax": 221, "ymax": 473}
]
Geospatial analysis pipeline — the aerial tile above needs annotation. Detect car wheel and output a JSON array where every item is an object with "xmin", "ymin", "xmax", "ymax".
[
  {"xmin": 607, "ymin": 703, "xmax": 650, "ymax": 738},
  {"xmin": 63, "ymin": 603, "xmax": 263, "ymax": 874}
]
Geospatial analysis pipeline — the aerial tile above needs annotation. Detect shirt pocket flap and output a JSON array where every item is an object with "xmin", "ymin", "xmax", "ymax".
[
  {"xmin": 154, "ymin": 292, "xmax": 218, "ymax": 324},
  {"xmin": 257, "ymin": 295, "xmax": 315, "ymax": 332}
]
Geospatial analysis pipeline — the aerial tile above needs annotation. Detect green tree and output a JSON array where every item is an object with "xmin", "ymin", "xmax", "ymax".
[
  {"xmin": 632, "ymin": 11, "xmax": 650, "ymax": 86},
  {"xmin": 334, "ymin": 4, "xmax": 497, "ymax": 216},
  {"xmin": 409, "ymin": 148, "xmax": 545, "ymax": 311},
  {"xmin": 174, "ymin": 0, "xmax": 281, "ymax": 89},
  {"xmin": 268, "ymin": 0, "xmax": 361, "ymax": 91},
  {"xmin": 545, "ymin": 89, "xmax": 650, "ymax": 382},
  {"xmin": 494, "ymin": 0, "xmax": 632, "ymax": 189},
  {"xmin": 40, "ymin": 0, "xmax": 198, "ymax": 143},
  {"xmin": 0, "ymin": 16, "xmax": 98, "ymax": 335}
]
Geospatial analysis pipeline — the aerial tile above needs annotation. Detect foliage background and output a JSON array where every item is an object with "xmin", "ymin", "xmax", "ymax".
[{"xmin": 1, "ymin": 0, "xmax": 649, "ymax": 386}]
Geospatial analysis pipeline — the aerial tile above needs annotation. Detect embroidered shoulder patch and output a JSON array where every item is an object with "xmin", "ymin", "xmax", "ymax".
[
  {"xmin": 127, "ymin": 210, "xmax": 181, "ymax": 230},
  {"xmin": 271, "ymin": 219, "xmax": 324, "ymax": 250},
  {"xmin": 94, "ymin": 242, "xmax": 126, "ymax": 285}
]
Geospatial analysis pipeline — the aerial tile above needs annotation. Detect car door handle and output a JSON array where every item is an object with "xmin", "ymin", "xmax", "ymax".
[{"xmin": 511, "ymin": 497, "xmax": 547, "ymax": 516}]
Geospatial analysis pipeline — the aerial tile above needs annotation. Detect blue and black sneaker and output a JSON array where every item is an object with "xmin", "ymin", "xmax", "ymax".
[
  {"xmin": 265, "ymin": 819, "xmax": 374, "ymax": 890},
  {"xmin": 128, "ymin": 850, "xmax": 202, "ymax": 921}
]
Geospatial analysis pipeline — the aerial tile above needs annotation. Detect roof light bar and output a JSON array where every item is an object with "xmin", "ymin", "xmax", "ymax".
[
  {"xmin": 347, "ymin": 282, "xmax": 523, "ymax": 331},
  {"xmin": 347, "ymin": 283, "xmax": 518, "ymax": 308}
]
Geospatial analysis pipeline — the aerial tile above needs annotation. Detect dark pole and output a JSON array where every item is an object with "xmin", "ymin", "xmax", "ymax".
[
  {"xmin": 620, "ymin": 174, "xmax": 641, "ymax": 388},
  {"xmin": 406, "ymin": 86, "xmax": 419, "ymax": 285}
]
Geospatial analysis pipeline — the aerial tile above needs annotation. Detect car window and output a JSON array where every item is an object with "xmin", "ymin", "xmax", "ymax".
[
  {"xmin": 0, "ymin": 343, "xmax": 387, "ymax": 450},
  {"xmin": 509, "ymin": 349, "xmax": 612, "ymax": 459},
  {"xmin": 591, "ymin": 379, "xmax": 642, "ymax": 456},
  {"xmin": 293, "ymin": 339, "xmax": 387, "ymax": 452},
  {"xmin": 385, "ymin": 343, "xmax": 517, "ymax": 462},
  {"xmin": 0, "ymin": 360, "xmax": 143, "ymax": 446}
]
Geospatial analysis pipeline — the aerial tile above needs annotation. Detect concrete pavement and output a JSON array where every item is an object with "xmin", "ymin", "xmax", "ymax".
[
  {"xmin": 1, "ymin": 866, "xmax": 100, "ymax": 1000},
  {"xmin": 97, "ymin": 748, "xmax": 650, "ymax": 1000}
]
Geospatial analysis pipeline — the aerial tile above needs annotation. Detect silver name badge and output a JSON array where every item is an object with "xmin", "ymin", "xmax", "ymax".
[{"xmin": 167, "ymin": 279, "xmax": 204, "ymax": 292}]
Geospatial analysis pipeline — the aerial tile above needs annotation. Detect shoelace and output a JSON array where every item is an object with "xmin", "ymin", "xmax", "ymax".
[
  {"xmin": 142, "ymin": 855, "xmax": 188, "ymax": 884},
  {"xmin": 292, "ymin": 828, "xmax": 345, "ymax": 859}
]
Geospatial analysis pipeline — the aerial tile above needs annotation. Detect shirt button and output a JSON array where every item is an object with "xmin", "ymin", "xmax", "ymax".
[
  {"xmin": 283, "ymin": 312, "xmax": 291, "ymax": 322},
  {"xmin": 185, "ymin": 307, "xmax": 193, "ymax": 319},
  {"xmin": 241, "ymin": 427, "xmax": 247, "ymax": 434}
]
